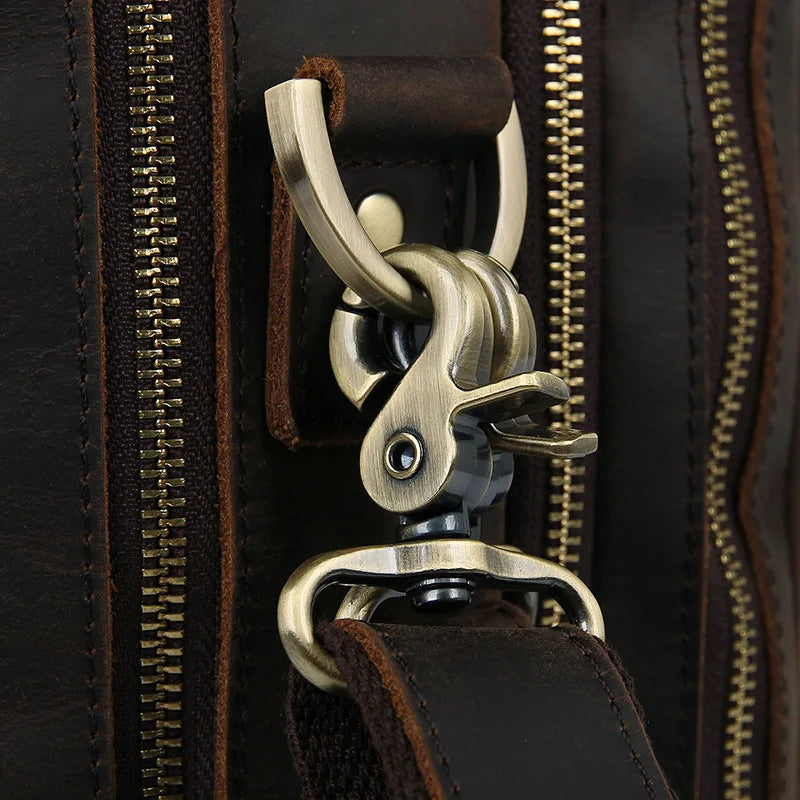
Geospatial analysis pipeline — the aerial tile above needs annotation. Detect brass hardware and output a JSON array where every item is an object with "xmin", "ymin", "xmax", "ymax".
[
  {"xmin": 337, "ymin": 584, "xmax": 401, "ymax": 621},
  {"xmin": 127, "ymin": 2, "xmax": 186, "ymax": 796},
  {"xmin": 328, "ymin": 303, "xmax": 391, "ymax": 411},
  {"xmin": 457, "ymin": 250, "xmax": 597, "ymax": 460},
  {"xmin": 330, "ymin": 244, "xmax": 597, "ymax": 518},
  {"xmin": 277, "ymin": 538, "xmax": 606, "ymax": 693},
  {"xmin": 270, "ymin": 66, "xmax": 602, "ymax": 694},
  {"xmin": 384, "ymin": 431, "xmax": 424, "ymax": 479},
  {"xmin": 700, "ymin": 3, "xmax": 761, "ymax": 796},
  {"xmin": 338, "ymin": 545, "xmax": 540, "ymax": 621},
  {"xmin": 486, "ymin": 104, "xmax": 527, "ymax": 268},
  {"xmin": 488, "ymin": 420, "xmax": 598, "ymax": 459},
  {"xmin": 264, "ymin": 79, "xmax": 527, "ymax": 318},
  {"xmin": 540, "ymin": 0, "xmax": 591, "ymax": 625},
  {"xmin": 345, "ymin": 244, "xmax": 569, "ymax": 516},
  {"xmin": 356, "ymin": 192, "xmax": 404, "ymax": 253},
  {"xmin": 455, "ymin": 248, "xmax": 534, "ymax": 380}
]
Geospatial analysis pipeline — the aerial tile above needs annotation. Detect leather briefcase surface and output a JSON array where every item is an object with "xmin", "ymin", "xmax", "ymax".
[{"xmin": 2, "ymin": 1, "xmax": 798, "ymax": 798}]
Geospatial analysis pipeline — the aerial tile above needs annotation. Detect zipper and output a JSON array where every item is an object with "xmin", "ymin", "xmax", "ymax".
[
  {"xmin": 126, "ymin": 3, "xmax": 187, "ymax": 796},
  {"xmin": 699, "ymin": 2, "xmax": 761, "ymax": 796},
  {"xmin": 539, "ymin": 0, "xmax": 589, "ymax": 625},
  {"xmin": 536, "ymin": 4, "xmax": 764, "ymax": 792},
  {"xmin": 95, "ymin": 0, "xmax": 220, "ymax": 796}
]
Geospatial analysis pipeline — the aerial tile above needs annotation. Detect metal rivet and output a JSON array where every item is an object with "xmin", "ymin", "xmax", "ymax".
[
  {"xmin": 356, "ymin": 192, "xmax": 404, "ymax": 253},
  {"xmin": 384, "ymin": 431, "xmax": 423, "ymax": 480}
]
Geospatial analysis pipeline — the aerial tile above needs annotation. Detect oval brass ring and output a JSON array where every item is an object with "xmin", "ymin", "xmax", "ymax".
[
  {"xmin": 265, "ymin": 79, "xmax": 527, "ymax": 320},
  {"xmin": 277, "ymin": 539, "xmax": 605, "ymax": 694}
]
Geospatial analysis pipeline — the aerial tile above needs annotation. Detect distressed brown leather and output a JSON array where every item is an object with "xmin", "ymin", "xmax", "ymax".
[
  {"xmin": 0, "ymin": 0, "xmax": 112, "ymax": 795},
  {"xmin": 267, "ymin": 56, "xmax": 513, "ymax": 448},
  {"xmin": 4, "ymin": 1, "xmax": 800, "ymax": 798},
  {"xmin": 594, "ymin": 2, "xmax": 745, "ymax": 795},
  {"xmin": 233, "ymin": 1, "xmax": 800, "ymax": 796},
  {"xmin": 288, "ymin": 621, "xmax": 675, "ymax": 800},
  {"xmin": 294, "ymin": 55, "xmax": 513, "ymax": 161}
]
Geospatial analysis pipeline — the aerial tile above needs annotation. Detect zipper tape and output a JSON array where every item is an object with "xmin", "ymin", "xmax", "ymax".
[{"xmin": 94, "ymin": 1, "xmax": 220, "ymax": 796}]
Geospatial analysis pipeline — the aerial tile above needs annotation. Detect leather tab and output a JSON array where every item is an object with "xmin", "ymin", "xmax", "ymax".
[
  {"xmin": 288, "ymin": 621, "xmax": 675, "ymax": 799},
  {"xmin": 296, "ymin": 55, "xmax": 513, "ymax": 160}
]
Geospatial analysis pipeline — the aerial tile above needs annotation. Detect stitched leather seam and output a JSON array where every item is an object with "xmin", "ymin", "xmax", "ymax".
[
  {"xmin": 378, "ymin": 632, "xmax": 460, "ymax": 798},
  {"xmin": 66, "ymin": 3, "xmax": 101, "ymax": 795},
  {"xmin": 785, "ymin": 350, "xmax": 800, "ymax": 529},
  {"xmin": 230, "ymin": 0, "xmax": 251, "ymax": 795},
  {"xmin": 557, "ymin": 629, "xmax": 658, "ymax": 799},
  {"xmin": 442, "ymin": 161, "xmax": 455, "ymax": 246},
  {"xmin": 759, "ymin": 0, "xmax": 792, "ymax": 786},
  {"xmin": 788, "ymin": 354, "xmax": 800, "ymax": 517},
  {"xmin": 758, "ymin": 0, "xmax": 791, "ymax": 509},
  {"xmin": 676, "ymin": 0, "xmax": 702, "ymax": 784}
]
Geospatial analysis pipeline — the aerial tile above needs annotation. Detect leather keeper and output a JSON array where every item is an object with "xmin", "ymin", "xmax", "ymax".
[
  {"xmin": 266, "ymin": 55, "xmax": 513, "ymax": 449},
  {"xmin": 295, "ymin": 55, "xmax": 513, "ymax": 160}
]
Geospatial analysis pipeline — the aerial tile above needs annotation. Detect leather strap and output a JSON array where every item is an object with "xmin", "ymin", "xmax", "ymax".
[
  {"xmin": 288, "ymin": 621, "xmax": 674, "ymax": 799},
  {"xmin": 745, "ymin": 0, "xmax": 800, "ymax": 795},
  {"xmin": 295, "ymin": 55, "xmax": 513, "ymax": 160},
  {"xmin": 592, "ymin": 3, "xmax": 708, "ymax": 791}
]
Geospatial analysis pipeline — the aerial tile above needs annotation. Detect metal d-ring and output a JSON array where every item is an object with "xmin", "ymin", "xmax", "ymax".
[
  {"xmin": 276, "ymin": 538, "xmax": 605, "ymax": 694},
  {"xmin": 264, "ymin": 78, "xmax": 527, "ymax": 320}
]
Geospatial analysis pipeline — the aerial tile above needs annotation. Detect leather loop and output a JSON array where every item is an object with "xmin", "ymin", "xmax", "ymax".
[
  {"xmin": 287, "ymin": 621, "xmax": 675, "ymax": 799},
  {"xmin": 295, "ymin": 55, "xmax": 513, "ymax": 160}
]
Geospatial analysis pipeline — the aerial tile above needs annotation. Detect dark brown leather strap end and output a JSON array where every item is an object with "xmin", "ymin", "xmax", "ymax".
[
  {"xmin": 288, "ymin": 621, "xmax": 675, "ymax": 799},
  {"xmin": 296, "ymin": 55, "xmax": 514, "ymax": 160}
]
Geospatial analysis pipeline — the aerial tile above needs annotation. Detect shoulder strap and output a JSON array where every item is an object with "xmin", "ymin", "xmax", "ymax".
[{"xmin": 288, "ymin": 621, "xmax": 674, "ymax": 799}]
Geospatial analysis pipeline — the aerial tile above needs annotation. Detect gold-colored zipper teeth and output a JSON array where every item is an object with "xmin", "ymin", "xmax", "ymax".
[
  {"xmin": 700, "ymin": 2, "xmax": 760, "ymax": 797},
  {"xmin": 128, "ymin": 2, "xmax": 186, "ymax": 797},
  {"xmin": 540, "ymin": 0, "xmax": 588, "ymax": 625}
]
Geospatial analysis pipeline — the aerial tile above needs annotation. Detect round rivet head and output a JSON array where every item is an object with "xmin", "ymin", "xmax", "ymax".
[
  {"xmin": 356, "ymin": 192, "xmax": 404, "ymax": 253},
  {"xmin": 384, "ymin": 431, "xmax": 423, "ymax": 480}
]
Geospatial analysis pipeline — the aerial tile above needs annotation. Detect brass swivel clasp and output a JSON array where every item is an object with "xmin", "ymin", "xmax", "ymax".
[
  {"xmin": 329, "ymin": 242, "xmax": 597, "ymax": 610},
  {"xmin": 266, "ymin": 76, "xmax": 603, "ymax": 695},
  {"xmin": 331, "ymin": 244, "xmax": 597, "ymax": 525}
]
